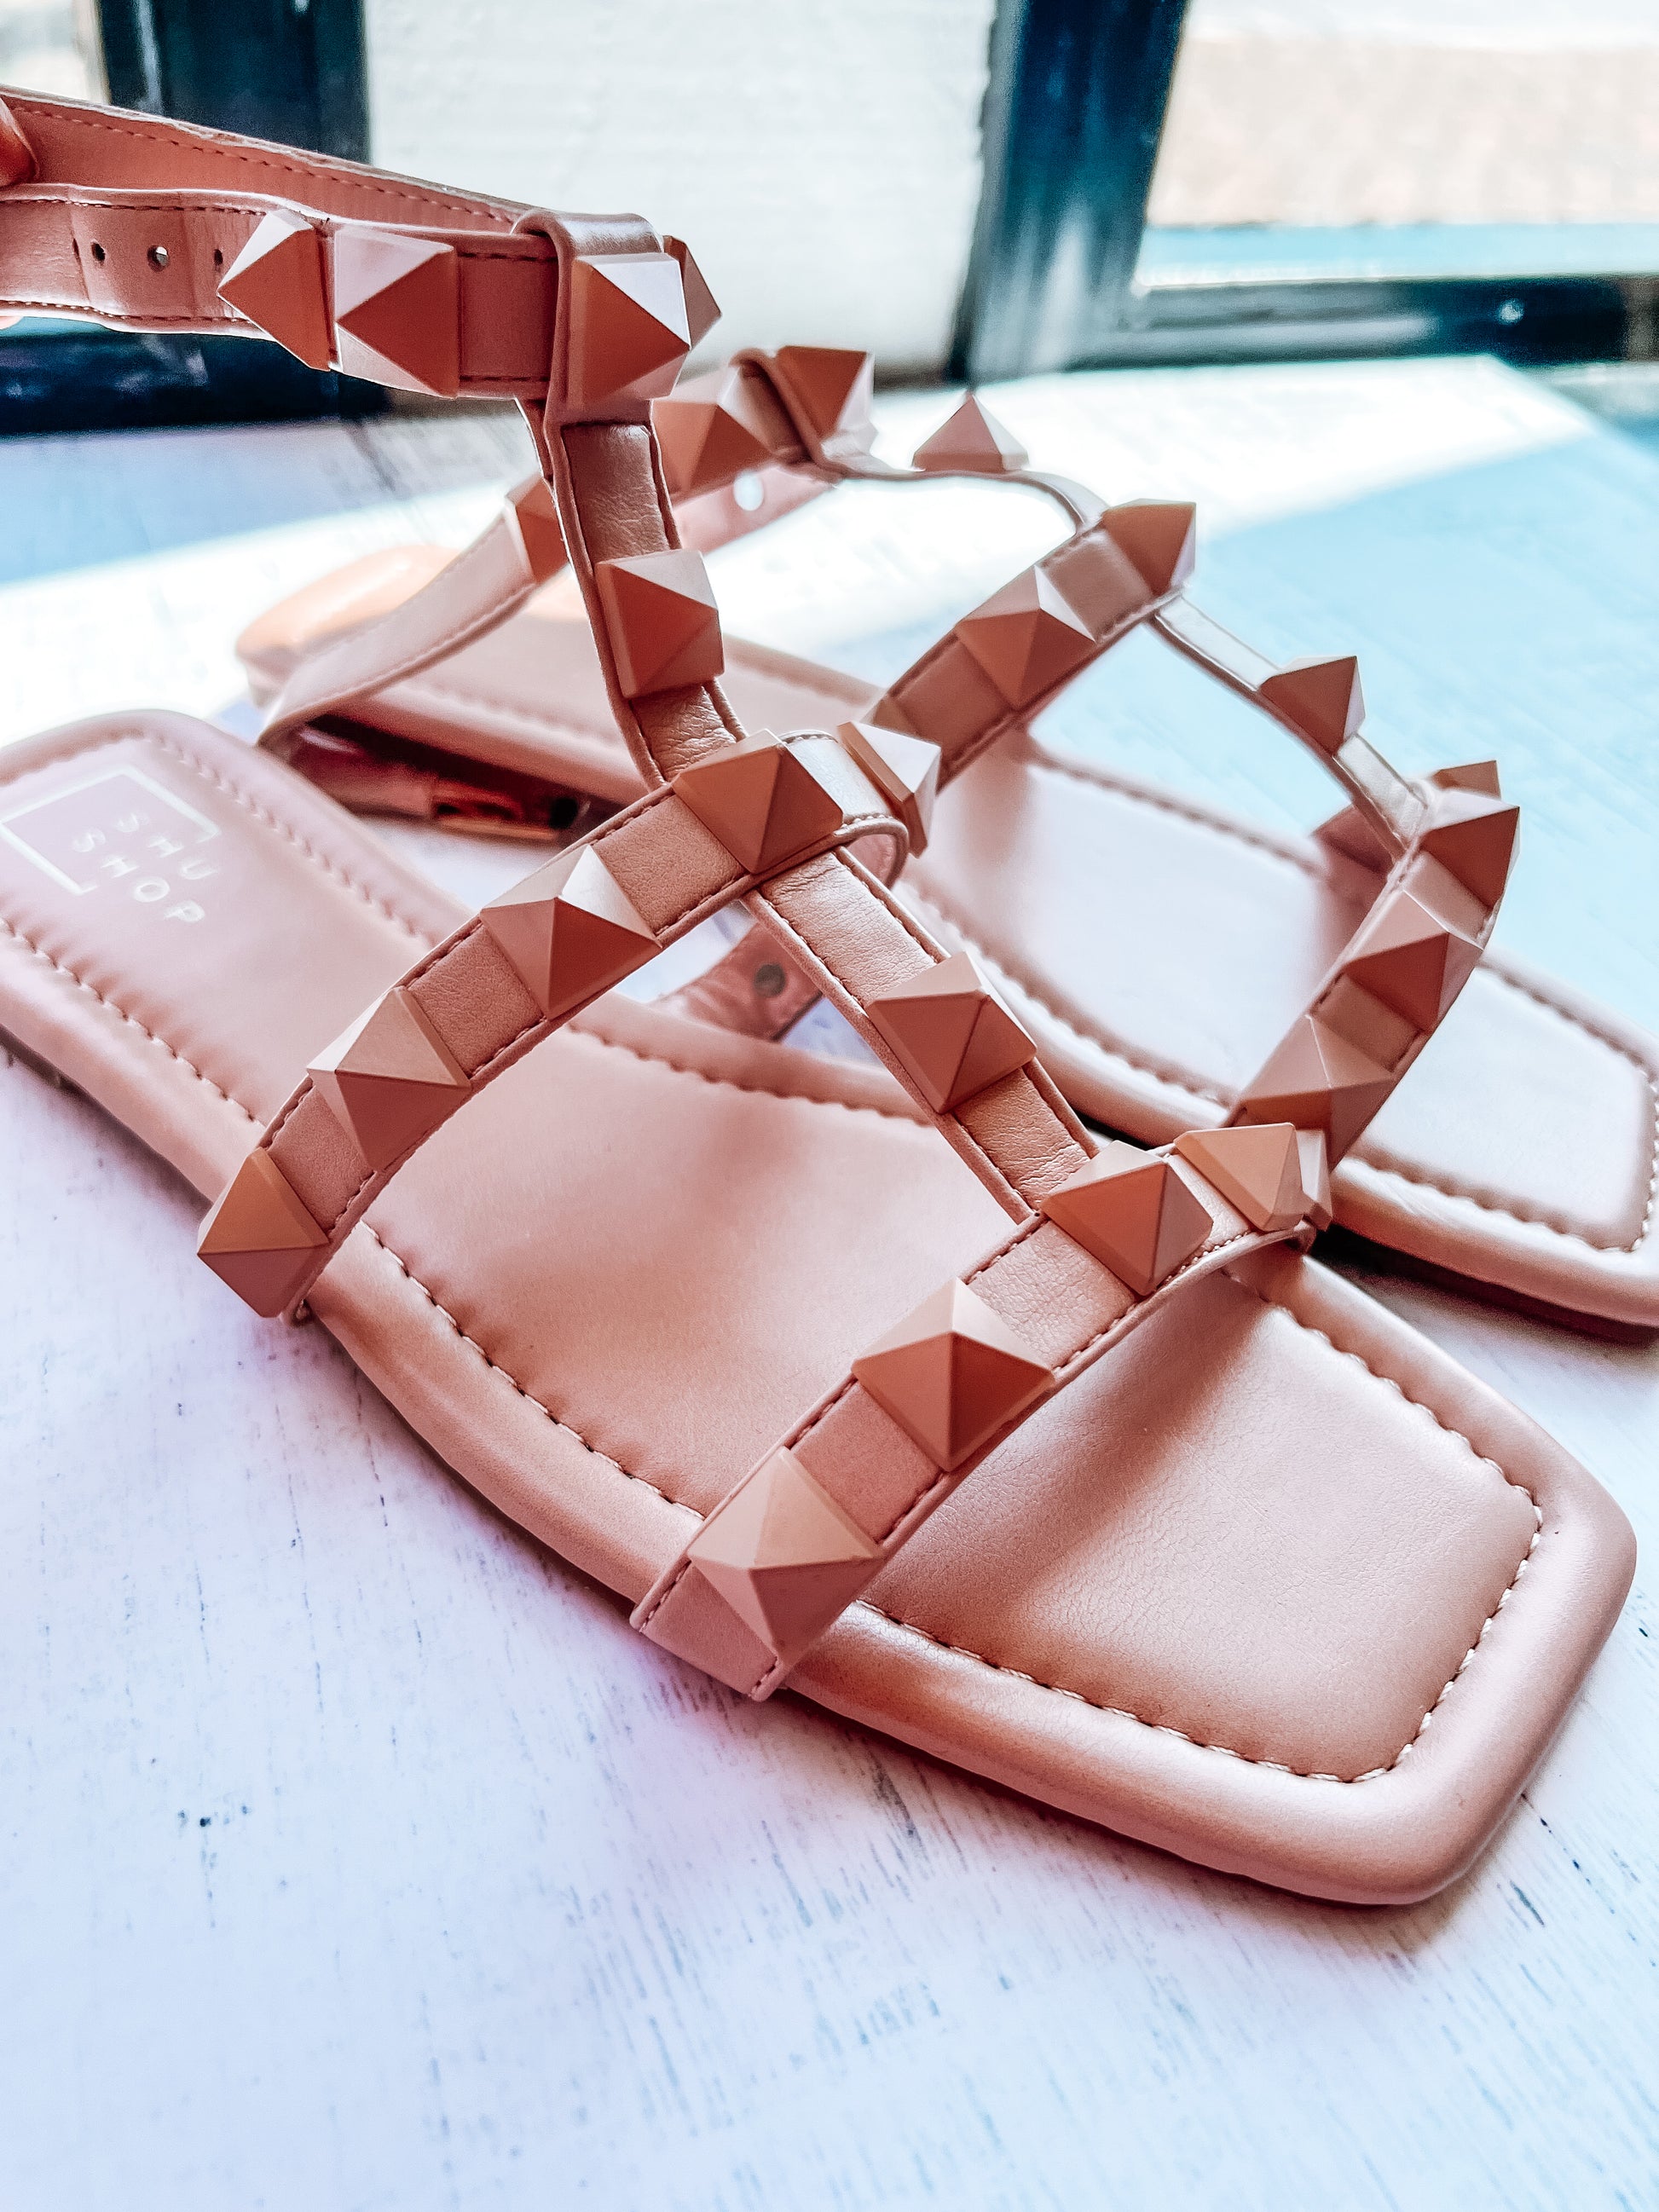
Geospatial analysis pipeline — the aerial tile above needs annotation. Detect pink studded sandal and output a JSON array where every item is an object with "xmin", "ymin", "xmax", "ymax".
[
  {"xmin": 0, "ymin": 91, "xmax": 1636, "ymax": 1903},
  {"xmin": 240, "ymin": 356, "xmax": 1659, "ymax": 1337}
]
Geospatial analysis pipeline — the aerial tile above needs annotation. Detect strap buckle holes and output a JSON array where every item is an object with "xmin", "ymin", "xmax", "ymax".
[{"xmin": 82, "ymin": 244, "xmax": 168, "ymax": 269}]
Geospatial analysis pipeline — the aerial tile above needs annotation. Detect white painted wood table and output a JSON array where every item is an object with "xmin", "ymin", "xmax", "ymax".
[{"xmin": 3, "ymin": 361, "xmax": 1656, "ymax": 2212}]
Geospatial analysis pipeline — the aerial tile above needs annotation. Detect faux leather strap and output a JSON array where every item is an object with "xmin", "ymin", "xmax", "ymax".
[
  {"xmin": 196, "ymin": 731, "xmax": 911, "ymax": 1318},
  {"xmin": 634, "ymin": 1159, "xmax": 1305, "ymax": 1699},
  {"xmin": 0, "ymin": 89, "xmax": 526, "ymax": 230},
  {"xmin": 520, "ymin": 356, "xmax": 1103, "ymax": 1225},
  {"xmin": 687, "ymin": 489, "xmax": 1488, "ymax": 1065},
  {"xmin": 633, "ymin": 765, "xmax": 1519, "ymax": 1697},
  {"xmin": 255, "ymin": 460, "xmax": 830, "ymax": 777},
  {"xmin": 249, "ymin": 348, "xmax": 1099, "ymax": 800},
  {"xmin": 0, "ymin": 90, "xmax": 714, "ymax": 411},
  {"xmin": 0, "ymin": 92, "xmax": 555, "ymax": 397}
]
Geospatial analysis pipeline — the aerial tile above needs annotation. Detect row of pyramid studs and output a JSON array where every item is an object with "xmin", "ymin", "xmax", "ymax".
[
  {"xmin": 1235, "ymin": 788, "xmax": 1517, "ymax": 1161},
  {"xmin": 655, "ymin": 376, "xmax": 1022, "ymax": 501},
  {"xmin": 291, "ymin": 712, "xmax": 960, "ymax": 1217},
  {"xmin": 200, "ymin": 985, "xmax": 1289, "ymax": 1411},
  {"xmin": 944, "ymin": 506, "xmax": 1199, "ymax": 714},
  {"xmin": 298, "ymin": 713, "xmax": 974, "ymax": 1199},
  {"xmin": 217, "ymin": 212, "xmax": 718, "ymax": 401},
  {"xmin": 679, "ymin": 1117, "xmax": 1321, "ymax": 1667},
  {"xmin": 199, "ymin": 778, "xmax": 1503, "ymax": 1317},
  {"xmin": 849, "ymin": 1121, "xmax": 1314, "ymax": 1481},
  {"xmin": 196, "ymin": 840, "xmax": 666, "ymax": 1315}
]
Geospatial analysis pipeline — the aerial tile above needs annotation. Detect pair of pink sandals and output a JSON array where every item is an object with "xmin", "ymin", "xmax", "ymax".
[{"xmin": 0, "ymin": 89, "xmax": 1645, "ymax": 1903}]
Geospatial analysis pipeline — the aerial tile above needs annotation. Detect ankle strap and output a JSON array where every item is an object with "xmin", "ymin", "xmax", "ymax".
[{"xmin": 0, "ymin": 90, "xmax": 714, "ymax": 410}]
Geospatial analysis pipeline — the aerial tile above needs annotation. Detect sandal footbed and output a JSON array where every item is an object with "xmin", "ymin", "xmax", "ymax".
[{"xmin": 0, "ymin": 711, "xmax": 1633, "ymax": 1903}]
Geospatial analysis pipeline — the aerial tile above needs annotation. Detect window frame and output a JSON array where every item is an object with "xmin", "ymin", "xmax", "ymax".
[
  {"xmin": 951, "ymin": 0, "xmax": 1659, "ymax": 383},
  {"xmin": 4, "ymin": 0, "xmax": 1656, "ymax": 433},
  {"xmin": 1, "ymin": 0, "xmax": 382, "ymax": 435}
]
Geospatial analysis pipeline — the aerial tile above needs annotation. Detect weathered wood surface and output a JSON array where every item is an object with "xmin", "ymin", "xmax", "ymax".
[{"xmin": 2, "ymin": 361, "xmax": 1656, "ymax": 2211}]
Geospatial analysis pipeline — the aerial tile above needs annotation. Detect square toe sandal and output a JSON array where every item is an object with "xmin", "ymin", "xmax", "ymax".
[
  {"xmin": 0, "ymin": 90, "xmax": 1636, "ymax": 1903},
  {"xmin": 239, "ymin": 347, "xmax": 1659, "ymax": 1338}
]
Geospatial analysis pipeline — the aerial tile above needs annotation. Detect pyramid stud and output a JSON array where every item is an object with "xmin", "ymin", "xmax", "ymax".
[
  {"xmin": 686, "ymin": 1447, "xmax": 882, "ymax": 1662},
  {"xmin": 1041, "ymin": 1141, "xmax": 1213, "ymax": 1297},
  {"xmin": 866, "ymin": 950, "xmax": 1034, "ymax": 1113},
  {"xmin": 1342, "ymin": 891, "xmax": 1482, "ymax": 1031},
  {"xmin": 1173, "ymin": 1123, "xmax": 1305, "ymax": 1234},
  {"xmin": 663, "ymin": 235, "xmax": 721, "ymax": 349},
  {"xmin": 502, "ymin": 475, "xmax": 565, "ymax": 585},
  {"xmin": 568, "ymin": 252, "xmax": 690, "ymax": 410},
  {"xmin": 673, "ymin": 732, "xmax": 846, "ymax": 876},
  {"xmin": 773, "ymin": 345, "xmax": 875, "ymax": 446},
  {"xmin": 653, "ymin": 364, "xmax": 778, "ymax": 495},
  {"xmin": 332, "ymin": 229, "xmax": 459, "ymax": 396},
  {"xmin": 308, "ymin": 985, "xmax": 470, "ymax": 1172},
  {"xmin": 837, "ymin": 720, "xmax": 940, "ymax": 853},
  {"xmin": 912, "ymin": 393, "xmax": 1027, "ymax": 476},
  {"xmin": 480, "ymin": 843, "xmax": 656, "ymax": 1017},
  {"xmin": 593, "ymin": 548, "xmax": 723, "ymax": 696},
  {"xmin": 1429, "ymin": 759, "xmax": 1502, "ymax": 798},
  {"xmin": 218, "ymin": 211, "xmax": 331, "ymax": 370},
  {"xmin": 1296, "ymin": 1129, "xmax": 1334, "ymax": 1230},
  {"xmin": 1257, "ymin": 657, "xmax": 1365, "ymax": 755},
  {"xmin": 955, "ymin": 567, "xmax": 1095, "ymax": 709},
  {"xmin": 1237, "ymin": 1014, "xmax": 1395, "ymax": 1159},
  {"xmin": 1419, "ymin": 789, "xmax": 1519, "ymax": 909},
  {"xmin": 853, "ymin": 1279, "xmax": 1051, "ymax": 1471},
  {"xmin": 1099, "ymin": 502, "xmax": 1198, "ymax": 597},
  {"xmin": 197, "ymin": 1148, "xmax": 327, "ymax": 1317}
]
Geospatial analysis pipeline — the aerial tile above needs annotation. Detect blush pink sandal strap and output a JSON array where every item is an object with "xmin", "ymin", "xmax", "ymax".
[
  {"xmin": 250, "ymin": 461, "xmax": 830, "ymax": 783},
  {"xmin": 633, "ymin": 767, "xmax": 1518, "ymax": 1693},
  {"xmin": 0, "ymin": 90, "xmax": 574, "ymax": 396},
  {"xmin": 197, "ymin": 731, "xmax": 912, "ymax": 1317},
  {"xmin": 634, "ymin": 1154, "xmax": 1308, "ymax": 1696},
  {"xmin": 241, "ymin": 346, "xmax": 1102, "ymax": 817}
]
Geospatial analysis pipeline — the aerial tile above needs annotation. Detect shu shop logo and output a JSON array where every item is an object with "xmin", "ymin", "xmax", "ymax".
[{"xmin": 0, "ymin": 765, "xmax": 220, "ymax": 921}]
